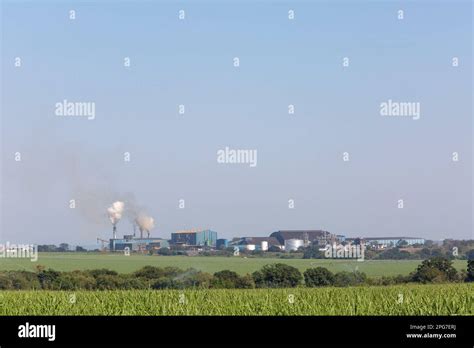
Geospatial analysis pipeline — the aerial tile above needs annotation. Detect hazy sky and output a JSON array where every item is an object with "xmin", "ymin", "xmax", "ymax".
[{"xmin": 1, "ymin": 0, "xmax": 472, "ymax": 245}]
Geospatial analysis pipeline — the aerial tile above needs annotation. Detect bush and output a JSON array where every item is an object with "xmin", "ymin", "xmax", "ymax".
[
  {"xmin": 304, "ymin": 267, "xmax": 335, "ymax": 287},
  {"xmin": 411, "ymin": 257, "xmax": 458, "ymax": 283},
  {"xmin": 133, "ymin": 266, "xmax": 182, "ymax": 280},
  {"xmin": 37, "ymin": 269, "xmax": 61, "ymax": 289},
  {"xmin": 133, "ymin": 266, "xmax": 166, "ymax": 279},
  {"xmin": 333, "ymin": 271, "xmax": 367, "ymax": 287},
  {"xmin": 52, "ymin": 271, "xmax": 95, "ymax": 290},
  {"xmin": 252, "ymin": 263, "xmax": 302, "ymax": 288},
  {"xmin": 151, "ymin": 277, "xmax": 176, "ymax": 289},
  {"xmin": 212, "ymin": 270, "xmax": 241, "ymax": 288},
  {"xmin": 467, "ymin": 260, "xmax": 474, "ymax": 282},
  {"xmin": 95, "ymin": 274, "xmax": 123, "ymax": 290},
  {"xmin": 212, "ymin": 270, "xmax": 255, "ymax": 289},
  {"xmin": 174, "ymin": 269, "xmax": 213, "ymax": 289},
  {"xmin": 236, "ymin": 274, "xmax": 255, "ymax": 289},
  {"xmin": 0, "ymin": 273, "xmax": 13, "ymax": 289},
  {"xmin": 120, "ymin": 276, "xmax": 149, "ymax": 289},
  {"xmin": 87, "ymin": 269, "xmax": 118, "ymax": 278}
]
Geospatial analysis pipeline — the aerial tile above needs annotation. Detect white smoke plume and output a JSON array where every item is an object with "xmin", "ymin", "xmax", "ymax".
[
  {"xmin": 107, "ymin": 201, "xmax": 125, "ymax": 225},
  {"xmin": 135, "ymin": 213, "xmax": 155, "ymax": 237}
]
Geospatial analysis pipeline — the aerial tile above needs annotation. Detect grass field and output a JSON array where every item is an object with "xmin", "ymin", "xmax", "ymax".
[
  {"xmin": 0, "ymin": 284, "xmax": 471, "ymax": 315},
  {"xmin": 0, "ymin": 252, "xmax": 467, "ymax": 277}
]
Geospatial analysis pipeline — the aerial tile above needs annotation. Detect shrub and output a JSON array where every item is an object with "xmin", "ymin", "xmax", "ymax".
[
  {"xmin": 304, "ymin": 267, "xmax": 335, "ymax": 287},
  {"xmin": 412, "ymin": 257, "xmax": 458, "ymax": 283},
  {"xmin": 0, "ymin": 274, "xmax": 13, "ymax": 289},
  {"xmin": 212, "ymin": 270, "xmax": 255, "ymax": 289},
  {"xmin": 467, "ymin": 260, "xmax": 474, "ymax": 282},
  {"xmin": 120, "ymin": 276, "xmax": 149, "ymax": 289},
  {"xmin": 212, "ymin": 270, "xmax": 241, "ymax": 288},
  {"xmin": 95, "ymin": 274, "xmax": 123, "ymax": 290},
  {"xmin": 252, "ymin": 263, "xmax": 302, "ymax": 288},
  {"xmin": 37, "ymin": 269, "xmax": 61, "ymax": 289},
  {"xmin": 174, "ymin": 269, "xmax": 213, "ymax": 289},
  {"xmin": 133, "ymin": 266, "xmax": 166, "ymax": 279},
  {"xmin": 333, "ymin": 271, "xmax": 367, "ymax": 287},
  {"xmin": 87, "ymin": 269, "xmax": 118, "ymax": 278},
  {"xmin": 151, "ymin": 277, "xmax": 176, "ymax": 289},
  {"xmin": 134, "ymin": 266, "xmax": 182, "ymax": 280},
  {"xmin": 235, "ymin": 274, "xmax": 255, "ymax": 289},
  {"xmin": 52, "ymin": 271, "xmax": 96, "ymax": 290}
]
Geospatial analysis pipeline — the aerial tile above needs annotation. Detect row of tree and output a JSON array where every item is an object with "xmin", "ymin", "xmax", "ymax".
[{"xmin": 0, "ymin": 258, "xmax": 472, "ymax": 291}]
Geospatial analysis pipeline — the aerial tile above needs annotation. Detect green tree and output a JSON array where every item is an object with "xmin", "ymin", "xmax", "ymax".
[
  {"xmin": 252, "ymin": 263, "xmax": 302, "ymax": 288},
  {"xmin": 333, "ymin": 271, "xmax": 367, "ymax": 287},
  {"xmin": 212, "ymin": 270, "xmax": 241, "ymax": 288},
  {"xmin": 411, "ymin": 257, "xmax": 458, "ymax": 283},
  {"xmin": 467, "ymin": 260, "xmax": 474, "ymax": 282},
  {"xmin": 304, "ymin": 267, "xmax": 335, "ymax": 287}
]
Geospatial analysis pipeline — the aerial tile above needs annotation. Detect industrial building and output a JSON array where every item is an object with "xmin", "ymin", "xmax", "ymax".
[
  {"xmin": 171, "ymin": 229, "xmax": 217, "ymax": 248},
  {"xmin": 216, "ymin": 239, "xmax": 229, "ymax": 249},
  {"xmin": 358, "ymin": 237, "xmax": 425, "ymax": 248},
  {"xmin": 109, "ymin": 234, "xmax": 169, "ymax": 252},
  {"xmin": 270, "ymin": 230, "xmax": 341, "ymax": 247},
  {"xmin": 231, "ymin": 237, "xmax": 281, "ymax": 251}
]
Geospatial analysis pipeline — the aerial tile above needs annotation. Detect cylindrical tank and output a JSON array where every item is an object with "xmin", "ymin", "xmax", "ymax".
[
  {"xmin": 246, "ymin": 244, "xmax": 256, "ymax": 251},
  {"xmin": 284, "ymin": 239, "xmax": 304, "ymax": 252},
  {"xmin": 261, "ymin": 241, "xmax": 268, "ymax": 251}
]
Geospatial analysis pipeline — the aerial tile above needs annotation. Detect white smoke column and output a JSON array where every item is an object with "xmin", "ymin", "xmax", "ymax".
[
  {"xmin": 136, "ymin": 213, "xmax": 155, "ymax": 238},
  {"xmin": 107, "ymin": 201, "xmax": 124, "ymax": 238}
]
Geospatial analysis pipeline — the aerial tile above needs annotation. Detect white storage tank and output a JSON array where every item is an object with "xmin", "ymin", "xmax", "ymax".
[
  {"xmin": 246, "ymin": 244, "xmax": 256, "ymax": 251},
  {"xmin": 284, "ymin": 239, "xmax": 304, "ymax": 252},
  {"xmin": 261, "ymin": 241, "xmax": 268, "ymax": 251}
]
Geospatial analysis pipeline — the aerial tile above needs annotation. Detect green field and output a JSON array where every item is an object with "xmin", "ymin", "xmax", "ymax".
[
  {"xmin": 0, "ymin": 252, "xmax": 467, "ymax": 277},
  {"xmin": 0, "ymin": 284, "xmax": 471, "ymax": 315}
]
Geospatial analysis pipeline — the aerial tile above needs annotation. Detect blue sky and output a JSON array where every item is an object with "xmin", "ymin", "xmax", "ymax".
[{"xmin": 1, "ymin": 0, "xmax": 472, "ymax": 245}]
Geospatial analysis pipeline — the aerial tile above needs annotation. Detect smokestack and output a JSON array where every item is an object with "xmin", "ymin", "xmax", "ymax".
[
  {"xmin": 107, "ymin": 201, "xmax": 124, "ymax": 240},
  {"xmin": 135, "ymin": 213, "xmax": 155, "ymax": 240}
]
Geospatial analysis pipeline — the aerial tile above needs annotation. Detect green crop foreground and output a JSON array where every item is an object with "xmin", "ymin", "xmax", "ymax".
[{"xmin": 0, "ymin": 283, "xmax": 472, "ymax": 316}]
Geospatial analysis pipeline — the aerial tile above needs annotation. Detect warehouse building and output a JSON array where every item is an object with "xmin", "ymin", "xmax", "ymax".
[
  {"xmin": 231, "ymin": 237, "xmax": 281, "ymax": 251},
  {"xmin": 359, "ymin": 237, "xmax": 425, "ymax": 248},
  {"xmin": 110, "ymin": 235, "xmax": 169, "ymax": 252},
  {"xmin": 216, "ymin": 239, "xmax": 229, "ymax": 249},
  {"xmin": 171, "ymin": 229, "xmax": 218, "ymax": 247},
  {"xmin": 270, "ymin": 230, "xmax": 341, "ymax": 246}
]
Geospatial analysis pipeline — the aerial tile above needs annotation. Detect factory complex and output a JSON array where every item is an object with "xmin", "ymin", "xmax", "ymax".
[{"xmin": 105, "ymin": 228, "xmax": 425, "ymax": 253}]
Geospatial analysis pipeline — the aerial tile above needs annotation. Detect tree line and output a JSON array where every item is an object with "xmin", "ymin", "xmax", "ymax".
[{"xmin": 0, "ymin": 257, "xmax": 472, "ymax": 291}]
